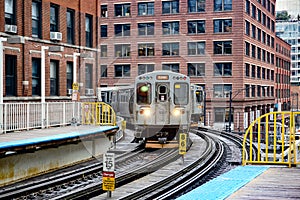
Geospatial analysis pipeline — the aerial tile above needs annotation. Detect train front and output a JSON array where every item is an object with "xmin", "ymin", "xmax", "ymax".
[{"xmin": 134, "ymin": 71, "xmax": 191, "ymax": 148}]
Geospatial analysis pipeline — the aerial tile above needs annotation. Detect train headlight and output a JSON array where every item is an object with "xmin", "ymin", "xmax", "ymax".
[
  {"xmin": 140, "ymin": 107, "xmax": 151, "ymax": 116},
  {"xmin": 173, "ymin": 108, "xmax": 185, "ymax": 116}
]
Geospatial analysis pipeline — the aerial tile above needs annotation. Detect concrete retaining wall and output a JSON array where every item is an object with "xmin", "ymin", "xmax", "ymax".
[{"xmin": 0, "ymin": 135, "xmax": 111, "ymax": 186}]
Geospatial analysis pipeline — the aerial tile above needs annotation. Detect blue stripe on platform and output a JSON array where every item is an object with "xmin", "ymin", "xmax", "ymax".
[
  {"xmin": 0, "ymin": 126, "xmax": 118, "ymax": 150},
  {"xmin": 177, "ymin": 165, "xmax": 269, "ymax": 200}
]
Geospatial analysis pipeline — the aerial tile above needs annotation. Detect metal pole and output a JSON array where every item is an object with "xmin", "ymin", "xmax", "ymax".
[
  {"xmin": 73, "ymin": 53, "xmax": 80, "ymax": 83},
  {"xmin": 203, "ymin": 91, "xmax": 206, "ymax": 126},
  {"xmin": 0, "ymin": 38, "xmax": 7, "ymax": 133},
  {"xmin": 228, "ymin": 90, "xmax": 232, "ymax": 132},
  {"xmin": 0, "ymin": 38, "xmax": 7, "ymax": 104},
  {"xmin": 41, "ymin": 46, "xmax": 48, "ymax": 129}
]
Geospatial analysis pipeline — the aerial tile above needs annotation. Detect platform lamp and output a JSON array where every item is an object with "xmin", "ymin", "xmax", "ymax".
[
  {"xmin": 0, "ymin": 36, "xmax": 25, "ymax": 133},
  {"xmin": 41, "ymin": 45, "xmax": 64, "ymax": 128}
]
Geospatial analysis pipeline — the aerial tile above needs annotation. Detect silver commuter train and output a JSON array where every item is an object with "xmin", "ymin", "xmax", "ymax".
[{"xmin": 97, "ymin": 71, "xmax": 204, "ymax": 148}]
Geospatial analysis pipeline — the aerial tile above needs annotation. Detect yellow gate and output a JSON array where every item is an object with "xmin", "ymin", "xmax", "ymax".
[
  {"xmin": 82, "ymin": 102, "xmax": 116, "ymax": 126},
  {"xmin": 243, "ymin": 111, "xmax": 300, "ymax": 167}
]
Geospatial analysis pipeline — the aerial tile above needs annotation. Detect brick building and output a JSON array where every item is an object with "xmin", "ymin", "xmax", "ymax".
[{"xmin": 1, "ymin": 0, "xmax": 291, "ymax": 131}]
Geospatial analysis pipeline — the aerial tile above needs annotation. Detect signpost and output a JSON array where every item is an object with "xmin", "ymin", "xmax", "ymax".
[
  {"xmin": 72, "ymin": 82, "xmax": 80, "ymax": 101},
  {"xmin": 179, "ymin": 133, "xmax": 187, "ymax": 163},
  {"xmin": 103, "ymin": 153, "xmax": 115, "ymax": 198}
]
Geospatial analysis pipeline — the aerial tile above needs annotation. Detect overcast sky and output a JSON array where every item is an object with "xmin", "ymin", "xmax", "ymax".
[{"xmin": 276, "ymin": 0, "xmax": 300, "ymax": 18}]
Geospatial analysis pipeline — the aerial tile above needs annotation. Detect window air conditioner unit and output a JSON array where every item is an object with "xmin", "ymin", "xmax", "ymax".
[
  {"xmin": 5, "ymin": 24, "xmax": 17, "ymax": 34},
  {"xmin": 67, "ymin": 89, "xmax": 73, "ymax": 95},
  {"xmin": 85, "ymin": 89, "xmax": 94, "ymax": 96},
  {"xmin": 50, "ymin": 32, "xmax": 62, "ymax": 41}
]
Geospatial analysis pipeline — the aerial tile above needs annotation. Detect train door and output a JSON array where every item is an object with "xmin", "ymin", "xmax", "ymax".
[{"xmin": 155, "ymin": 83, "xmax": 170, "ymax": 124}]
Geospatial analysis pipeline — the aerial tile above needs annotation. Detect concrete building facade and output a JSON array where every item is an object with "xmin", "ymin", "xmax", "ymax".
[{"xmin": 1, "ymin": 0, "xmax": 291, "ymax": 132}]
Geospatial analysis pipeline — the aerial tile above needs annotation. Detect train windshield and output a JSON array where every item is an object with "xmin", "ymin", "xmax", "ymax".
[
  {"xmin": 174, "ymin": 83, "xmax": 188, "ymax": 105},
  {"xmin": 136, "ymin": 83, "xmax": 151, "ymax": 105}
]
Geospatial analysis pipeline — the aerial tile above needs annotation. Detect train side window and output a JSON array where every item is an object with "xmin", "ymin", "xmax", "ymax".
[
  {"xmin": 174, "ymin": 83, "xmax": 188, "ymax": 105},
  {"xmin": 137, "ymin": 83, "xmax": 151, "ymax": 105},
  {"xmin": 195, "ymin": 90, "xmax": 203, "ymax": 103}
]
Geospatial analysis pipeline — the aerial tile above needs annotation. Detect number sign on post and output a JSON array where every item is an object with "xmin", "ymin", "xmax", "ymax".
[
  {"xmin": 103, "ymin": 153, "xmax": 115, "ymax": 172},
  {"xmin": 103, "ymin": 153, "xmax": 115, "ymax": 193}
]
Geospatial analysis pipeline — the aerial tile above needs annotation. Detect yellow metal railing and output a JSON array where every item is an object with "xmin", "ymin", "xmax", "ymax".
[
  {"xmin": 81, "ymin": 102, "xmax": 116, "ymax": 126},
  {"xmin": 243, "ymin": 111, "xmax": 300, "ymax": 167}
]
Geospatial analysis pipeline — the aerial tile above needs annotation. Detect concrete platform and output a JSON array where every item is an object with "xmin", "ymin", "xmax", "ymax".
[
  {"xmin": 178, "ymin": 166, "xmax": 300, "ymax": 200},
  {"xmin": 0, "ymin": 125, "xmax": 118, "ymax": 186}
]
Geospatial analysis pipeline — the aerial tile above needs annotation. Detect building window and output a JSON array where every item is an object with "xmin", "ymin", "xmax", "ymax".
[
  {"xmin": 251, "ymin": 65, "xmax": 255, "ymax": 78},
  {"xmin": 188, "ymin": 63, "xmax": 205, "ymax": 76},
  {"xmin": 214, "ymin": 63, "xmax": 232, "ymax": 76},
  {"xmin": 257, "ymin": 28, "xmax": 261, "ymax": 41},
  {"xmin": 215, "ymin": 108, "xmax": 231, "ymax": 123},
  {"xmin": 50, "ymin": 4, "xmax": 59, "ymax": 32},
  {"xmin": 50, "ymin": 60, "xmax": 59, "ymax": 96},
  {"xmin": 251, "ymin": 44, "xmax": 256, "ymax": 58},
  {"xmin": 245, "ymin": 84, "xmax": 250, "ymax": 97},
  {"xmin": 66, "ymin": 62, "xmax": 73, "ymax": 91},
  {"xmin": 5, "ymin": 0, "xmax": 16, "ymax": 25},
  {"xmin": 67, "ymin": 9, "xmax": 75, "ymax": 44},
  {"xmin": 245, "ymin": 21, "xmax": 250, "ymax": 35},
  {"xmin": 162, "ymin": 21, "xmax": 179, "ymax": 35},
  {"xmin": 213, "ymin": 19, "xmax": 232, "ymax": 33},
  {"xmin": 138, "ymin": 2, "xmax": 154, "ymax": 16},
  {"xmin": 162, "ymin": 0, "xmax": 179, "ymax": 14},
  {"xmin": 245, "ymin": 0, "xmax": 250, "ymax": 14},
  {"xmin": 115, "ymin": 24, "xmax": 130, "ymax": 37},
  {"xmin": 5, "ymin": 55, "xmax": 17, "ymax": 96},
  {"xmin": 245, "ymin": 42, "xmax": 250, "ymax": 56},
  {"xmin": 251, "ymin": 24, "xmax": 256, "ymax": 38},
  {"xmin": 262, "ymin": 68, "xmax": 265, "ymax": 79},
  {"xmin": 251, "ymin": 85, "xmax": 255, "ymax": 97},
  {"xmin": 257, "ymin": 66, "xmax": 261, "ymax": 79},
  {"xmin": 115, "ymin": 44, "xmax": 130, "ymax": 58},
  {"xmin": 257, "ymin": 47, "xmax": 261, "ymax": 60},
  {"xmin": 257, "ymin": 85, "xmax": 261, "ymax": 97},
  {"xmin": 213, "ymin": 84, "xmax": 232, "ymax": 98},
  {"xmin": 162, "ymin": 42, "xmax": 179, "ymax": 56},
  {"xmin": 187, "ymin": 42, "xmax": 205, "ymax": 55},
  {"xmin": 214, "ymin": 0, "xmax": 232, "ymax": 11},
  {"xmin": 138, "ymin": 64, "xmax": 154, "ymax": 75},
  {"xmin": 85, "ymin": 64, "xmax": 93, "ymax": 90},
  {"xmin": 101, "ymin": 5, "xmax": 108, "ymax": 17},
  {"xmin": 85, "ymin": 14, "xmax": 93, "ymax": 47},
  {"xmin": 188, "ymin": 0, "xmax": 205, "ymax": 12},
  {"xmin": 32, "ymin": 1, "xmax": 41, "ymax": 38},
  {"xmin": 252, "ymin": 4, "xmax": 256, "ymax": 18},
  {"xmin": 213, "ymin": 41, "xmax": 232, "ymax": 55},
  {"xmin": 101, "ymin": 25, "xmax": 107, "ymax": 37},
  {"xmin": 100, "ymin": 65, "xmax": 107, "ymax": 77},
  {"xmin": 32, "ymin": 58, "xmax": 41, "ymax": 96},
  {"xmin": 245, "ymin": 63, "xmax": 250, "ymax": 77},
  {"xmin": 114, "ymin": 64, "xmax": 130, "ymax": 77},
  {"xmin": 138, "ymin": 23, "xmax": 154, "ymax": 36},
  {"xmin": 101, "ymin": 45, "xmax": 107, "ymax": 57},
  {"xmin": 115, "ymin": 3, "xmax": 131, "ymax": 17},
  {"xmin": 257, "ymin": 9, "xmax": 261, "ymax": 22},
  {"xmin": 138, "ymin": 43, "xmax": 155, "ymax": 56},
  {"xmin": 162, "ymin": 63, "xmax": 179, "ymax": 72},
  {"xmin": 188, "ymin": 20, "xmax": 205, "ymax": 34}
]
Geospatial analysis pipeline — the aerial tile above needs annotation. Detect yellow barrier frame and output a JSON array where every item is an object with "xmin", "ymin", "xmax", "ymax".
[
  {"xmin": 243, "ymin": 111, "xmax": 300, "ymax": 167},
  {"xmin": 81, "ymin": 102, "xmax": 116, "ymax": 126}
]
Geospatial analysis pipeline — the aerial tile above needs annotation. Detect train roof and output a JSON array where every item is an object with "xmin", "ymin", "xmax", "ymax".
[{"xmin": 135, "ymin": 70, "xmax": 190, "ymax": 81}]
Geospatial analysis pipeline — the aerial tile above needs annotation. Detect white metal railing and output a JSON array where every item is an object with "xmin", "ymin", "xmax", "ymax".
[{"xmin": 0, "ymin": 102, "xmax": 81, "ymax": 133}]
